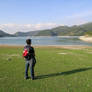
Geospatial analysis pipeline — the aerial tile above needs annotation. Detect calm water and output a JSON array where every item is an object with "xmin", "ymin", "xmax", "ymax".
[{"xmin": 0, "ymin": 36, "xmax": 92, "ymax": 46}]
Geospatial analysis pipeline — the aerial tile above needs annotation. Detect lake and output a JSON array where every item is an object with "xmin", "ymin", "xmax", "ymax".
[{"xmin": 0, "ymin": 36, "xmax": 92, "ymax": 46}]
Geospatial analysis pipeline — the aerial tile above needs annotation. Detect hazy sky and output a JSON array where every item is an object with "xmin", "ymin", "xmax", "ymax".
[{"xmin": 0, "ymin": 0, "xmax": 92, "ymax": 34}]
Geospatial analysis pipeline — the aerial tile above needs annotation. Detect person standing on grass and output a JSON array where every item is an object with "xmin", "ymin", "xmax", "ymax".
[{"xmin": 23, "ymin": 39, "xmax": 36, "ymax": 80}]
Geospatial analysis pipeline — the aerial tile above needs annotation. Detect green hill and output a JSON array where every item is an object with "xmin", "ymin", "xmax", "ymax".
[
  {"xmin": 14, "ymin": 31, "xmax": 39, "ymax": 36},
  {"xmin": 1, "ymin": 22, "xmax": 92, "ymax": 37},
  {"xmin": 14, "ymin": 23, "xmax": 92, "ymax": 36},
  {"xmin": 0, "ymin": 30, "xmax": 13, "ymax": 37}
]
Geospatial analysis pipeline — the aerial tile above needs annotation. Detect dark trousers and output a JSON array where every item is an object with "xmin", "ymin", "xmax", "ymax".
[{"xmin": 25, "ymin": 58, "xmax": 36, "ymax": 79}]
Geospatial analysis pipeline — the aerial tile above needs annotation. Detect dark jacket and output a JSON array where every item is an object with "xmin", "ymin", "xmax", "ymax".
[{"xmin": 24, "ymin": 45, "xmax": 35, "ymax": 60}]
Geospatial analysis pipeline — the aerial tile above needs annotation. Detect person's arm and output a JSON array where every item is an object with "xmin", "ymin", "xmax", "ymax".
[
  {"xmin": 33, "ymin": 47, "xmax": 35, "ymax": 56},
  {"xmin": 22, "ymin": 46, "xmax": 25, "ymax": 58}
]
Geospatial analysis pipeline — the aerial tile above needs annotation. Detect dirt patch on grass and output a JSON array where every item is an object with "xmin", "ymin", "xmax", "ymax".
[
  {"xmin": 0, "ymin": 45, "xmax": 92, "ymax": 50},
  {"xmin": 58, "ymin": 53, "xmax": 67, "ymax": 55},
  {"xmin": 0, "ymin": 45, "xmax": 23, "ymax": 48},
  {"xmin": 34, "ymin": 45, "xmax": 92, "ymax": 50}
]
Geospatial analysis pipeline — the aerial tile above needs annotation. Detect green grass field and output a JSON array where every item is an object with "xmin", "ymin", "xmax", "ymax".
[{"xmin": 0, "ymin": 46, "xmax": 92, "ymax": 92}]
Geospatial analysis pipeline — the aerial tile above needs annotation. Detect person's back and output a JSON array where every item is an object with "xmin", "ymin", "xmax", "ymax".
[
  {"xmin": 23, "ymin": 39, "xmax": 36, "ymax": 80},
  {"xmin": 24, "ymin": 45, "xmax": 35, "ymax": 60}
]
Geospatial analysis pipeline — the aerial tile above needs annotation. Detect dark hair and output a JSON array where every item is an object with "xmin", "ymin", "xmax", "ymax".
[{"xmin": 26, "ymin": 39, "xmax": 31, "ymax": 45}]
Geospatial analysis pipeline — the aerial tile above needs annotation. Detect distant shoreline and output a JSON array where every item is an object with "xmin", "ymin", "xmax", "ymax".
[
  {"xmin": 0, "ymin": 36, "xmax": 92, "ymax": 47},
  {"xmin": 79, "ymin": 36, "xmax": 92, "ymax": 43}
]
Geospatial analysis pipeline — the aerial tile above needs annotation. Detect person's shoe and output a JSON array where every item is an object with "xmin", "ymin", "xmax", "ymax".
[
  {"xmin": 31, "ymin": 78, "xmax": 34, "ymax": 80},
  {"xmin": 25, "ymin": 77, "xmax": 29, "ymax": 80},
  {"xmin": 31, "ymin": 77, "xmax": 35, "ymax": 80}
]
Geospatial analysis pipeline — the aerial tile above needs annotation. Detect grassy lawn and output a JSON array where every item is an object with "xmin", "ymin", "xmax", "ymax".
[{"xmin": 0, "ymin": 46, "xmax": 92, "ymax": 92}]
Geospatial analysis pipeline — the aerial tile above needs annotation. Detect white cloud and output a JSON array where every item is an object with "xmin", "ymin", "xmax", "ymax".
[
  {"xmin": 0, "ymin": 23, "xmax": 61, "ymax": 34},
  {"xmin": 0, "ymin": 11, "xmax": 92, "ymax": 34},
  {"xmin": 64, "ymin": 11, "xmax": 92, "ymax": 25},
  {"xmin": 67, "ymin": 11, "xmax": 92, "ymax": 19}
]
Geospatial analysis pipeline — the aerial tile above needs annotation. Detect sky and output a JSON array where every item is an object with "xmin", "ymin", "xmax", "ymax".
[{"xmin": 0, "ymin": 0, "xmax": 92, "ymax": 34}]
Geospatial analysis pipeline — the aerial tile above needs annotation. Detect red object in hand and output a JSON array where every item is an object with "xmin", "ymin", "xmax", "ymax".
[{"xmin": 23, "ymin": 49, "xmax": 28, "ymax": 57}]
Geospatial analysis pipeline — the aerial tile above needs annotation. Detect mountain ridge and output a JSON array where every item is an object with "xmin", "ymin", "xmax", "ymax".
[
  {"xmin": 0, "ymin": 22, "xmax": 92, "ymax": 37},
  {"xmin": 0, "ymin": 30, "xmax": 14, "ymax": 37},
  {"xmin": 14, "ymin": 23, "xmax": 92, "ymax": 36}
]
